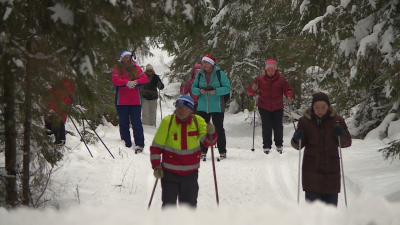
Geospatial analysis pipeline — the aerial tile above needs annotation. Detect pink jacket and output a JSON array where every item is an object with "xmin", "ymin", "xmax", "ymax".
[
  {"xmin": 112, "ymin": 62, "xmax": 148, "ymax": 105},
  {"xmin": 180, "ymin": 64, "xmax": 202, "ymax": 103}
]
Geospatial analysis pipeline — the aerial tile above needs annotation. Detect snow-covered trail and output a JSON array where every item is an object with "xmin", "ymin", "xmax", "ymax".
[{"xmin": 53, "ymin": 108, "xmax": 366, "ymax": 211}]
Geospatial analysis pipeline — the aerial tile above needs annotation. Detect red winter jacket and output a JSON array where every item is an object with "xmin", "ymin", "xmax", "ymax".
[
  {"xmin": 46, "ymin": 79, "xmax": 74, "ymax": 122},
  {"xmin": 247, "ymin": 70, "xmax": 293, "ymax": 112},
  {"xmin": 180, "ymin": 64, "xmax": 202, "ymax": 103},
  {"xmin": 112, "ymin": 62, "xmax": 148, "ymax": 105}
]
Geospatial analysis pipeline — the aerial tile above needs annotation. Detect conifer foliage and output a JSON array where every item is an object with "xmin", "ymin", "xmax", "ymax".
[{"xmin": 0, "ymin": 0, "xmax": 159, "ymax": 207}]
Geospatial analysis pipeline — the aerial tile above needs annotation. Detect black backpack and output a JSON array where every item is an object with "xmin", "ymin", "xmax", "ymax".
[{"xmin": 197, "ymin": 70, "xmax": 230, "ymax": 103}]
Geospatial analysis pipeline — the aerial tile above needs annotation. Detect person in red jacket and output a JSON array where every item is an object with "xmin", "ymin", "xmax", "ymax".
[
  {"xmin": 247, "ymin": 59, "xmax": 293, "ymax": 154},
  {"xmin": 45, "ymin": 78, "xmax": 74, "ymax": 145},
  {"xmin": 112, "ymin": 51, "xmax": 148, "ymax": 152},
  {"xmin": 180, "ymin": 64, "xmax": 201, "ymax": 113}
]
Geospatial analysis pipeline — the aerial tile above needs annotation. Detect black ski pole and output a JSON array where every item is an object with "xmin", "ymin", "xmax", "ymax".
[
  {"xmin": 82, "ymin": 116, "xmax": 114, "ymax": 159},
  {"xmin": 210, "ymin": 133, "xmax": 219, "ymax": 205},
  {"xmin": 69, "ymin": 116, "xmax": 93, "ymax": 158},
  {"xmin": 148, "ymin": 179, "xmax": 159, "ymax": 209},
  {"xmin": 251, "ymin": 101, "xmax": 256, "ymax": 151},
  {"xmin": 336, "ymin": 121, "xmax": 348, "ymax": 207},
  {"xmin": 74, "ymin": 107, "xmax": 115, "ymax": 158}
]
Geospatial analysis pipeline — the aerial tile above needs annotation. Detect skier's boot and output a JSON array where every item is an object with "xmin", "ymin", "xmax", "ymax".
[
  {"xmin": 276, "ymin": 146, "xmax": 283, "ymax": 154},
  {"xmin": 263, "ymin": 148, "xmax": 271, "ymax": 154},
  {"xmin": 135, "ymin": 146, "xmax": 143, "ymax": 154},
  {"xmin": 201, "ymin": 152, "xmax": 207, "ymax": 161}
]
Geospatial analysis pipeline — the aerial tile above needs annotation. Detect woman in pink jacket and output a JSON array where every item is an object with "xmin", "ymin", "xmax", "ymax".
[{"xmin": 112, "ymin": 51, "xmax": 148, "ymax": 152}]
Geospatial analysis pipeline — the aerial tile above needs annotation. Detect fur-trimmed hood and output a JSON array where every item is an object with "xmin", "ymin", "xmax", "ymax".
[{"xmin": 302, "ymin": 105, "xmax": 338, "ymax": 120}]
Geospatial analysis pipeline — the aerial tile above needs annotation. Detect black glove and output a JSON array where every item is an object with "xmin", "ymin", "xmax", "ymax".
[
  {"xmin": 293, "ymin": 130, "xmax": 304, "ymax": 141},
  {"xmin": 333, "ymin": 123, "xmax": 344, "ymax": 136},
  {"xmin": 202, "ymin": 86, "xmax": 214, "ymax": 91}
]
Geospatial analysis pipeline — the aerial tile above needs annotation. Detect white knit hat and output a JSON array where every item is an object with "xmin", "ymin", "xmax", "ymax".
[
  {"xmin": 146, "ymin": 64, "xmax": 154, "ymax": 70},
  {"xmin": 118, "ymin": 51, "xmax": 131, "ymax": 62}
]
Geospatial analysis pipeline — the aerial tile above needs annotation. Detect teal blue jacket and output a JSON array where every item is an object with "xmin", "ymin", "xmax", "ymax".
[{"xmin": 191, "ymin": 64, "xmax": 231, "ymax": 113}]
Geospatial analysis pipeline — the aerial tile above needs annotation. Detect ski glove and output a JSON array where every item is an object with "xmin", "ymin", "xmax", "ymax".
[
  {"xmin": 285, "ymin": 97, "xmax": 292, "ymax": 103},
  {"xmin": 153, "ymin": 166, "xmax": 164, "ymax": 179},
  {"xmin": 181, "ymin": 80, "xmax": 187, "ymax": 87},
  {"xmin": 206, "ymin": 123, "xmax": 215, "ymax": 135},
  {"xmin": 293, "ymin": 130, "xmax": 304, "ymax": 141},
  {"xmin": 126, "ymin": 80, "xmax": 137, "ymax": 89},
  {"xmin": 333, "ymin": 123, "xmax": 344, "ymax": 136}
]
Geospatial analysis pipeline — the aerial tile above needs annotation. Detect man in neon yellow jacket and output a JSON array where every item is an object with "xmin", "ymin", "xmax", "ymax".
[{"xmin": 150, "ymin": 95, "xmax": 217, "ymax": 208}]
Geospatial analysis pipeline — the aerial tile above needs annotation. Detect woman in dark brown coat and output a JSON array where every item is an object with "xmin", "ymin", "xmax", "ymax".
[{"xmin": 291, "ymin": 92, "xmax": 352, "ymax": 206}]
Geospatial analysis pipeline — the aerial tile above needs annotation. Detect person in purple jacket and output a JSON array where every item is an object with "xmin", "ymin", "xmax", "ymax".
[{"xmin": 112, "ymin": 51, "xmax": 148, "ymax": 153}]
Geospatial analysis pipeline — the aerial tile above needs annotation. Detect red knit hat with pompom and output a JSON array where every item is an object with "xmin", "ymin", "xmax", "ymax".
[{"xmin": 265, "ymin": 59, "xmax": 278, "ymax": 71}]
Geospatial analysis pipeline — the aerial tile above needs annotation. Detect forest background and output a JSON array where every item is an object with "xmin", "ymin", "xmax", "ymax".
[{"xmin": 0, "ymin": 0, "xmax": 399, "ymax": 208}]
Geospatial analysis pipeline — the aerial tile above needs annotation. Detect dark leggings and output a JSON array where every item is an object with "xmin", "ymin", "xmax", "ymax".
[
  {"xmin": 258, "ymin": 108, "xmax": 283, "ymax": 149},
  {"xmin": 196, "ymin": 111, "xmax": 226, "ymax": 154}
]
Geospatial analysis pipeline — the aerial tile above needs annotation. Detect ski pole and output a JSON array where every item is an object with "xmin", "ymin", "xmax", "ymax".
[
  {"xmin": 148, "ymin": 179, "xmax": 159, "ymax": 209},
  {"xmin": 210, "ymin": 134, "xmax": 219, "ymax": 205},
  {"xmin": 336, "ymin": 121, "xmax": 348, "ymax": 207},
  {"xmin": 251, "ymin": 91, "xmax": 259, "ymax": 151},
  {"xmin": 81, "ymin": 116, "xmax": 115, "ymax": 159},
  {"xmin": 297, "ymin": 138, "xmax": 302, "ymax": 204},
  {"xmin": 159, "ymin": 89, "xmax": 162, "ymax": 122},
  {"xmin": 251, "ymin": 101, "xmax": 256, "ymax": 151},
  {"xmin": 290, "ymin": 112, "xmax": 297, "ymax": 130},
  {"xmin": 69, "ymin": 116, "xmax": 93, "ymax": 158},
  {"xmin": 75, "ymin": 108, "xmax": 115, "ymax": 158}
]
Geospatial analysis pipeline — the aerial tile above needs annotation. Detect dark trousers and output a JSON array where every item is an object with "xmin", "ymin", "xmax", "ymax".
[
  {"xmin": 116, "ymin": 105, "xmax": 144, "ymax": 148},
  {"xmin": 305, "ymin": 191, "xmax": 338, "ymax": 207},
  {"xmin": 45, "ymin": 120, "xmax": 66, "ymax": 144},
  {"xmin": 258, "ymin": 107, "xmax": 283, "ymax": 149},
  {"xmin": 196, "ymin": 111, "xmax": 226, "ymax": 154},
  {"xmin": 161, "ymin": 170, "xmax": 199, "ymax": 208}
]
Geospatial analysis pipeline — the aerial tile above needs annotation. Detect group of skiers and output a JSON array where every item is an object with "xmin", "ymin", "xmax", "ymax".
[{"xmin": 45, "ymin": 50, "xmax": 352, "ymax": 209}]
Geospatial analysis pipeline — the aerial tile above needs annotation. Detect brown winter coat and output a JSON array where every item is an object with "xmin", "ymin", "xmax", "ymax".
[{"xmin": 291, "ymin": 106, "xmax": 352, "ymax": 194}]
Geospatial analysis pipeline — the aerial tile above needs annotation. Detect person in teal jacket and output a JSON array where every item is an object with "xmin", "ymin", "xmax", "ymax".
[{"xmin": 191, "ymin": 54, "xmax": 231, "ymax": 160}]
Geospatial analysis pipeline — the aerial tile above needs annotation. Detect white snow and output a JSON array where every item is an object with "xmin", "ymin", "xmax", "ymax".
[
  {"xmin": 48, "ymin": 3, "xmax": 74, "ymax": 26},
  {"xmin": 182, "ymin": 4, "xmax": 194, "ymax": 21},
  {"xmin": 1, "ymin": 49, "xmax": 400, "ymax": 225},
  {"xmin": 12, "ymin": 58, "xmax": 23, "ymax": 68},
  {"xmin": 79, "ymin": 55, "xmax": 94, "ymax": 77},
  {"xmin": 2, "ymin": 7, "xmax": 12, "ymax": 21}
]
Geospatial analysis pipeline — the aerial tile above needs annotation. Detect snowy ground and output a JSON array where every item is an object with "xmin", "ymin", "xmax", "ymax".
[{"xmin": 2, "ymin": 49, "xmax": 400, "ymax": 225}]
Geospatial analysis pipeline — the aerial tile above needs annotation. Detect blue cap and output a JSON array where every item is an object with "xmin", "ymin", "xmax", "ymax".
[{"xmin": 175, "ymin": 95, "xmax": 194, "ymax": 110}]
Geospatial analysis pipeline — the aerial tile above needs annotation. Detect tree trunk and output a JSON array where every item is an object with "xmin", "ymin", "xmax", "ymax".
[
  {"xmin": 4, "ymin": 56, "xmax": 18, "ymax": 207},
  {"xmin": 22, "ymin": 39, "xmax": 33, "ymax": 206}
]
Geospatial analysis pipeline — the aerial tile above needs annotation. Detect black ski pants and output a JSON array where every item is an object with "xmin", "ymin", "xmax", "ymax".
[
  {"xmin": 196, "ymin": 111, "xmax": 226, "ymax": 154},
  {"xmin": 161, "ymin": 170, "xmax": 199, "ymax": 208},
  {"xmin": 258, "ymin": 107, "xmax": 283, "ymax": 149},
  {"xmin": 305, "ymin": 191, "xmax": 338, "ymax": 207},
  {"xmin": 45, "ymin": 120, "xmax": 66, "ymax": 144}
]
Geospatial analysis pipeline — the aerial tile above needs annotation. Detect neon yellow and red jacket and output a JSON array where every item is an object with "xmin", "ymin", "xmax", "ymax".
[{"xmin": 150, "ymin": 114, "xmax": 217, "ymax": 175}]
